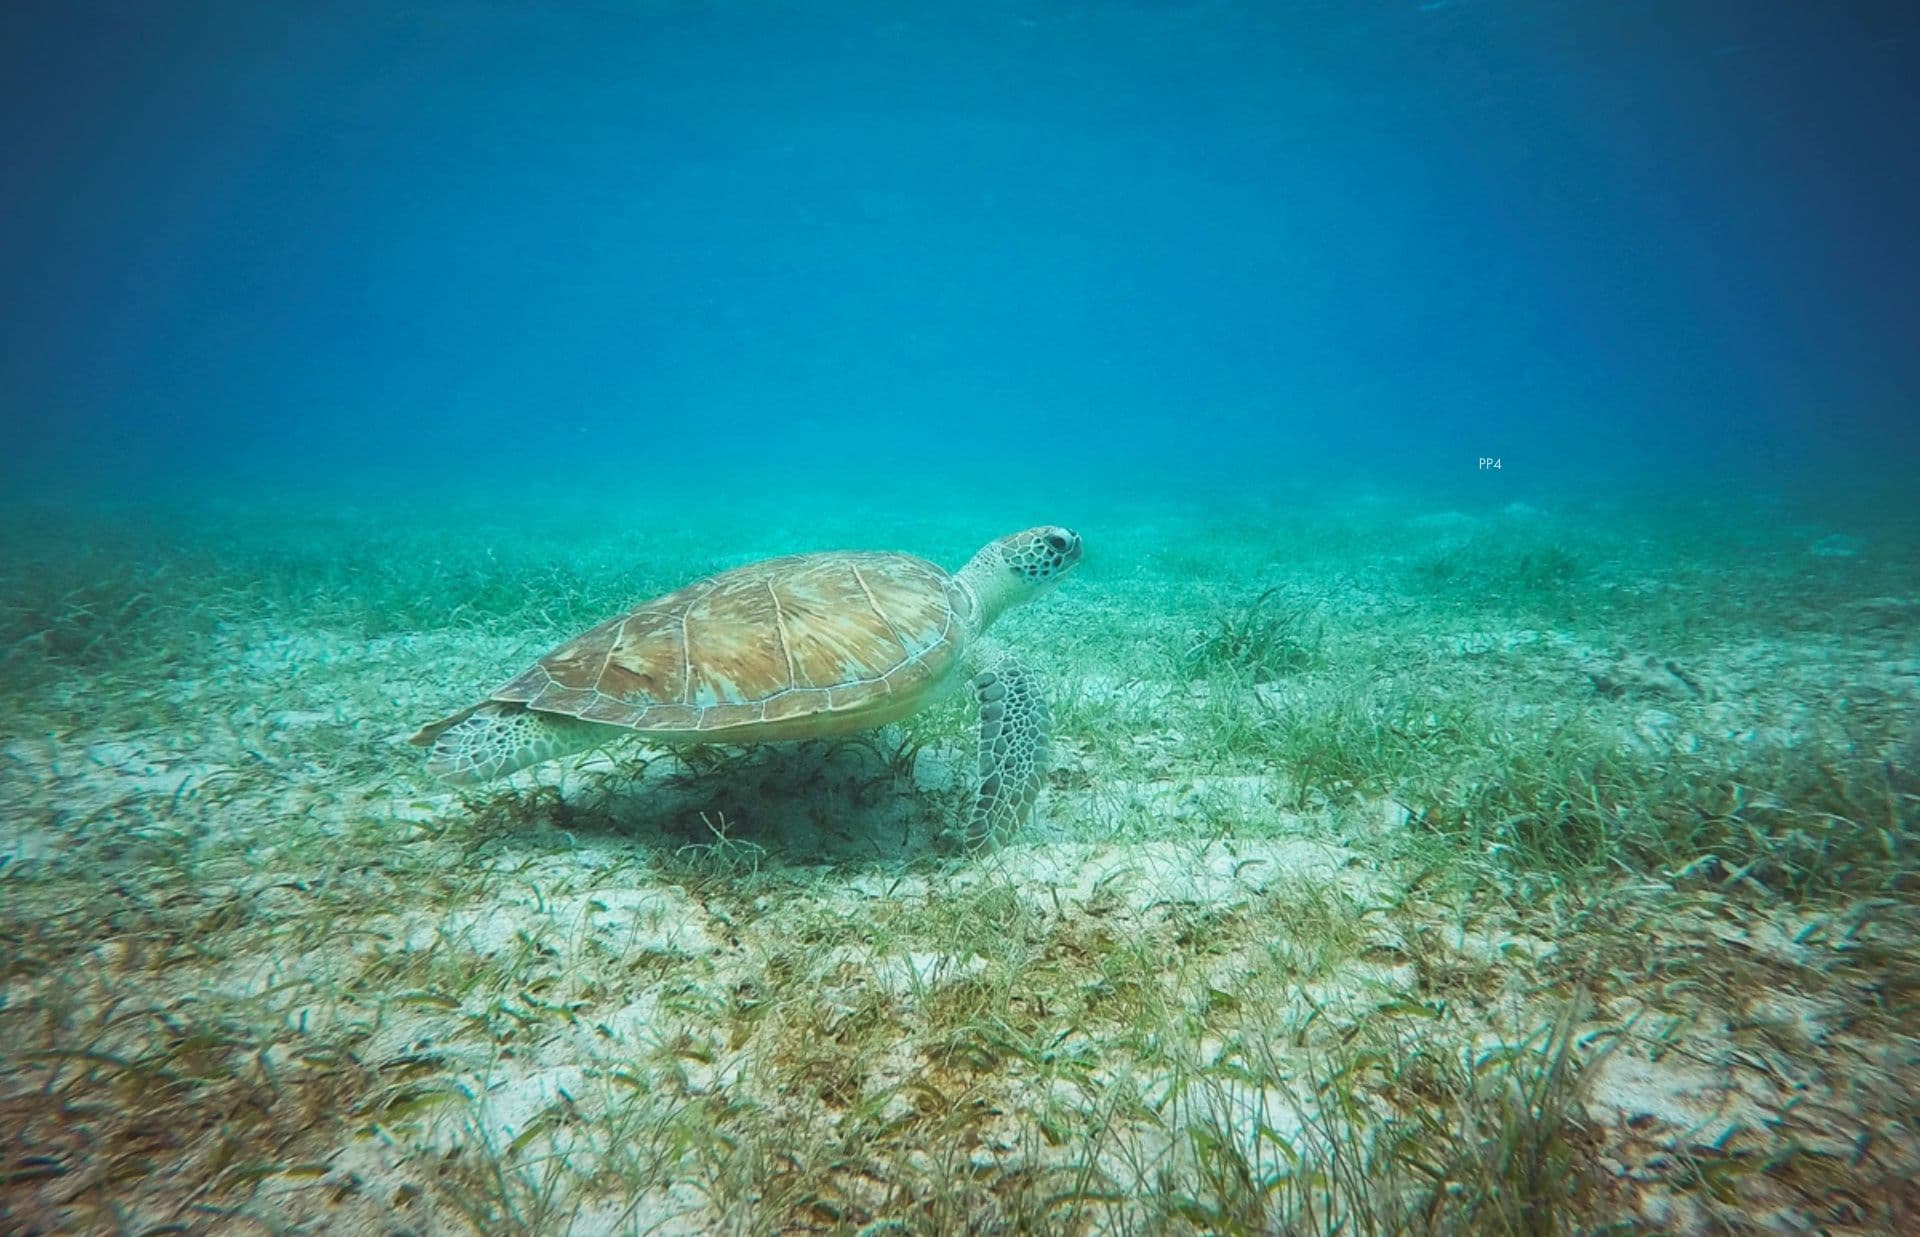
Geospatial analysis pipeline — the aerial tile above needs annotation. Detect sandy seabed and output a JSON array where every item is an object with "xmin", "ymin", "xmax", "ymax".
[{"xmin": 2, "ymin": 484, "xmax": 1917, "ymax": 1234}]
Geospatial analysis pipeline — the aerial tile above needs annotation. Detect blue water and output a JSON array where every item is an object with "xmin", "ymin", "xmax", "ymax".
[
  {"xmin": 4, "ymin": 0, "xmax": 1915, "ymax": 509},
  {"xmin": 6, "ymin": 9, "xmax": 1920, "ymax": 1229}
]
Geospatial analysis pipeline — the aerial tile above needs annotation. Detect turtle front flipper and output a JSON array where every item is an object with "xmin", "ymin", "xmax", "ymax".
[
  {"xmin": 413, "ymin": 702, "xmax": 607, "ymax": 785},
  {"xmin": 961, "ymin": 653, "xmax": 1052, "ymax": 848}
]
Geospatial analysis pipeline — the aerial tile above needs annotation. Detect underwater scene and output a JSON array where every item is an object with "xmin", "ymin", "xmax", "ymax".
[{"xmin": 3, "ymin": 2, "xmax": 1917, "ymax": 1234}]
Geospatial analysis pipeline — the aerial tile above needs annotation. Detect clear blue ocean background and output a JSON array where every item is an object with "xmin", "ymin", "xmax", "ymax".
[{"xmin": 4, "ymin": 0, "xmax": 1915, "ymax": 514}]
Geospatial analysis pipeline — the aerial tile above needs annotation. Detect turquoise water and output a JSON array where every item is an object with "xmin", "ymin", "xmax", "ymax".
[
  {"xmin": 4, "ymin": 1, "xmax": 1916, "ymax": 501},
  {"xmin": 3, "ymin": 3, "xmax": 1917, "ymax": 1233}
]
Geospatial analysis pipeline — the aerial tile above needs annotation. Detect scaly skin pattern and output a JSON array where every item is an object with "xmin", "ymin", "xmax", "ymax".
[
  {"xmin": 960, "ymin": 651, "xmax": 1052, "ymax": 849},
  {"xmin": 425, "ymin": 701, "xmax": 606, "ymax": 785}
]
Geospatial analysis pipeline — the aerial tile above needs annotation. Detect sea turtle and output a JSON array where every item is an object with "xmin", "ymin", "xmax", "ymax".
[{"xmin": 410, "ymin": 526, "xmax": 1083, "ymax": 847}]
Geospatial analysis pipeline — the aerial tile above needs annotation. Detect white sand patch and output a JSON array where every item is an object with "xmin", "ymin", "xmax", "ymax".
[
  {"xmin": 564, "ymin": 1188, "xmax": 711, "ymax": 1237},
  {"xmin": 556, "ymin": 886, "xmax": 726, "ymax": 958},
  {"xmin": 1585, "ymin": 1052, "xmax": 1747, "ymax": 1136},
  {"xmin": 1060, "ymin": 768, "xmax": 1315, "ymax": 836},
  {"xmin": 0, "ymin": 824, "xmax": 56, "ymax": 865},
  {"xmin": 866, "ymin": 949, "xmax": 989, "ymax": 996},
  {"xmin": 1582, "ymin": 649, "xmax": 1715, "ymax": 701},
  {"xmin": 233, "ymin": 631, "xmax": 341, "ymax": 674},
  {"xmin": 1580, "ymin": 1040, "xmax": 1795, "ymax": 1186},
  {"xmin": 804, "ymin": 939, "xmax": 993, "ymax": 1003},
  {"xmin": 593, "ymin": 989, "xmax": 668, "ymax": 1051},
  {"xmin": 387, "ymin": 882, "xmax": 722, "ymax": 960},
  {"xmin": 1185, "ymin": 1074, "xmax": 1308, "ymax": 1182},
  {"xmin": 1073, "ymin": 673, "xmax": 1174, "ymax": 710},
  {"xmin": 55, "ymin": 738, "xmax": 230, "ymax": 801},
  {"xmin": 1629, "ymin": 707, "xmax": 1703, "ymax": 754},
  {"xmin": 0, "ymin": 740, "xmax": 60, "ymax": 863},
  {"xmin": 841, "ymin": 870, "xmax": 933, "ymax": 901},
  {"xmin": 1746, "ymin": 990, "xmax": 1833, "ymax": 1048},
  {"xmin": 1441, "ymin": 628, "xmax": 1548, "ymax": 658},
  {"xmin": 265, "ymin": 707, "xmax": 339, "ymax": 729},
  {"xmin": 1338, "ymin": 794, "xmax": 1417, "ymax": 841},
  {"xmin": 464, "ymin": 1061, "xmax": 591, "ymax": 1152},
  {"xmin": 968, "ymin": 838, "xmax": 1369, "ymax": 916},
  {"xmin": 4, "ymin": 733, "xmax": 253, "ymax": 848}
]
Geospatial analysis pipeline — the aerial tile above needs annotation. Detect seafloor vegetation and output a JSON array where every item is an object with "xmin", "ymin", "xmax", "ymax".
[{"xmin": 2, "ymin": 488, "xmax": 1916, "ymax": 1234}]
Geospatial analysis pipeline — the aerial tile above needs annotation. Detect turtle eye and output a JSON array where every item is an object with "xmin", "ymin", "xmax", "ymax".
[{"xmin": 1044, "ymin": 533, "xmax": 1068, "ymax": 552}]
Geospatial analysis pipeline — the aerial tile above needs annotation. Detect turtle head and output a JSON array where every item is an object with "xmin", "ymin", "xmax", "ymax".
[
  {"xmin": 997, "ymin": 526, "xmax": 1083, "ymax": 589},
  {"xmin": 957, "ymin": 526, "xmax": 1082, "ymax": 631}
]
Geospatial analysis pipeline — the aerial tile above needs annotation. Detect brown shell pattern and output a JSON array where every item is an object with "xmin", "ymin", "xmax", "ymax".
[{"xmin": 491, "ymin": 551, "xmax": 962, "ymax": 738}]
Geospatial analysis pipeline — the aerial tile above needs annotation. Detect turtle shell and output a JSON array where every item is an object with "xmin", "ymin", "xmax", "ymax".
[{"xmin": 487, "ymin": 551, "xmax": 965, "ymax": 740}]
